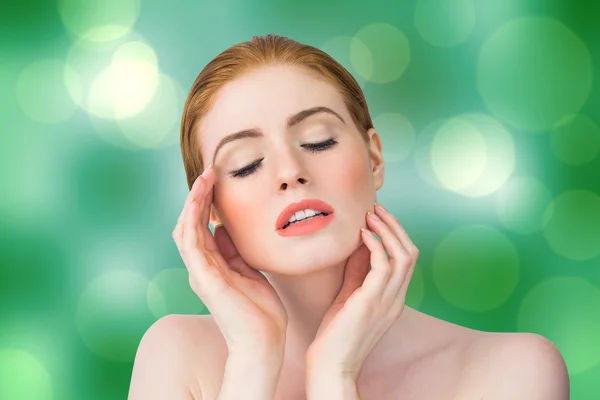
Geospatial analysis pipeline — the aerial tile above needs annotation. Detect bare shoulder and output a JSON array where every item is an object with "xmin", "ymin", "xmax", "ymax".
[
  {"xmin": 457, "ymin": 331, "xmax": 570, "ymax": 399},
  {"xmin": 128, "ymin": 314, "xmax": 228, "ymax": 400}
]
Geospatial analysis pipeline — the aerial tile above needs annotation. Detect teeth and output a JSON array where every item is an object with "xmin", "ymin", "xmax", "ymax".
[
  {"xmin": 283, "ymin": 208, "xmax": 326, "ymax": 229},
  {"xmin": 294, "ymin": 210, "xmax": 306, "ymax": 221},
  {"xmin": 289, "ymin": 209, "xmax": 319, "ymax": 223}
]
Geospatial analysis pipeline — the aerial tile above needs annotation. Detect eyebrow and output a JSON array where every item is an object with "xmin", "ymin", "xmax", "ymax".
[{"xmin": 210, "ymin": 106, "xmax": 345, "ymax": 164}]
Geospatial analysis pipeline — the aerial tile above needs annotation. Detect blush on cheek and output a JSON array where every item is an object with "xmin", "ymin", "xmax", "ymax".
[
  {"xmin": 340, "ymin": 156, "xmax": 371, "ymax": 190},
  {"xmin": 218, "ymin": 186, "xmax": 267, "ymax": 240}
]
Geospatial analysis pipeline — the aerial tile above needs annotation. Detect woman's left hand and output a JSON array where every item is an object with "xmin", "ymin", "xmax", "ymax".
[{"xmin": 305, "ymin": 203, "xmax": 419, "ymax": 382}]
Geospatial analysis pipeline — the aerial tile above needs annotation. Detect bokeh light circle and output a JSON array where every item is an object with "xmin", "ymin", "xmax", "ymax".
[
  {"xmin": 432, "ymin": 225, "xmax": 520, "ymax": 312},
  {"xmin": 88, "ymin": 72, "xmax": 184, "ymax": 150},
  {"xmin": 430, "ymin": 113, "xmax": 515, "ymax": 197},
  {"xmin": 517, "ymin": 276, "xmax": 600, "ymax": 374},
  {"xmin": 117, "ymin": 73, "xmax": 184, "ymax": 148},
  {"xmin": 413, "ymin": 118, "xmax": 447, "ymax": 189},
  {"xmin": 58, "ymin": 0, "xmax": 142, "ymax": 42},
  {"xmin": 496, "ymin": 177, "xmax": 554, "ymax": 234},
  {"xmin": 65, "ymin": 36, "xmax": 159, "ymax": 121},
  {"xmin": 320, "ymin": 36, "xmax": 371, "ymax": 88},
  {"xmin": 550, "ymin": 113, "xmax": 600, "ymax": 166},
  {"xmin": 351, "ymin": 23, "xmax": 410, "ymax": 84},
  {"xmin": 414, "ymin": 0, "xmax": 476, "ymax": 47},
  {"xmin": 542, "ymin": 190, "xmax": 600, "ymax": 261},
  {"xmin": 0, "ymin": 349, "xmax": 53, "ymax": 400},
  {"xmin": 16, "ymin": 59, "xmax": 78, "ymax": 124},
  {"xmin": 431, "ymin": 116, "xmax": 487, "ymax": 191},
  {"xmin": 374, "ymin": 112, "xmax": 416, "ymax": 163},
  {"xmin": 147, "ymin": 268, "xmax": 209, "ymax": 319},
  {"xmin": 477, "ymin": 17, "xmax": 593, "ymax": 131},
  {"xmin": 87, "ymin": 41, "xmax": 159, "ymax": 119},
  {"xmin": 75, "ymin": 269, "xmax": 156, "ymax": 362}
]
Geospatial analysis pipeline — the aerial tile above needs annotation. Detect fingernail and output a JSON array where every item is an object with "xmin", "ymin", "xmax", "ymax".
[
  {"xmin": 361, "ymin": 228, "xmax": 373, "ymax": 236},
  {"xmin": 368, "ymin": 212, "xmax": 381, "ymax": 222},
  {"xmin": 375, "ymin": 203, "xmax": 386, "ymax": 213},
  {"xmin": 202, "ymin": 164, "xmax": 213, "ymax": 176}
]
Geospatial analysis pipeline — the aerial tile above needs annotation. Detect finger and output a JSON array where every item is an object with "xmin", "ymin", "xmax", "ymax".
[
  {"xmin": 387, "ymin": 259, "xmax": 417, "ymax": 319},
  {"xmin": 214, "ymin": 225, "xmax": 267, "ymax": 282},
  {"xmin": 176, "ymin": 163, "xmax": 213, "ymax": 225},
  {"xmin": 183, "ymin": 198, "xmax": 202, "ymax": 250},
  {"xmin": 198, "ymin": 165, "xmax": 215, "ymax": 226},
  {"xmin": 187, "ymin": 165, "xmax": 215, "ymax": 249},
  {"xmin": 180, "ymin": 167, "xmax": 210, "ymax": 249},
  {"xmin": 396, "ymin": 260, "xmax": 416, "ymax": 306},
  {"xmin": 173, "ymin": 192, "xmax": 195, "ymax": 244},
  {"xmin": 173, "ymin": 173, "xmax": 205, "ymax": 246},
  {"xmin": 374, "ymin": 203, "xmax": 419, "ymax": 257},
  {"xmin": 373, "ymin": 204, "xmax": 420, "ymax": 304},
  {"xmin": 366, "ymin": 211, "xmax": 413, "ymax": 305},
  {"xmin": 355, "ymin": 228, "xmax": 390, "ymax": 303},
  {"xmin": 173, "ymin": 183, "xmax": 200, "ymax": 247},
  {"xmin": 195, "ymin": 176, "xmax": 217, "ymax": 252},
  {"xmin": 180, "ymin": 198, "xmax": 230, "ymax": 296},
  {"xmin": 177, "ymin": 172, "xmax": 204, "ymax": 226},
  {"xmin": 229, "ymin": 257, "xmax": 268, "ymax": 282},
  {"xmin": 214, "ymin": 224, "xmax": 241, "ymax": 261},
  {"xmin": 366, "ymin": 211, "xmax": 409, "ymax": 262}
]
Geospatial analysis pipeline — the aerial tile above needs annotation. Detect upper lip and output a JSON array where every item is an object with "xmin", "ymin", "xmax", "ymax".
[{"xmin": 276, "ymin": 198, "xmax": 334, "ymax": 230}]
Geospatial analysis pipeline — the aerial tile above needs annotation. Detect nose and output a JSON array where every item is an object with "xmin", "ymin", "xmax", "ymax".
[
  {"xmin": 279, "ymin": 176, "xmax": 308, "ymax": 191},
  {"xmin": 274, "ymin": 150, "xmax": 309, "ymax": 192}
]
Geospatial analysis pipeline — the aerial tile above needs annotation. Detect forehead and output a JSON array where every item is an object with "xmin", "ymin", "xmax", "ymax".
[{"xmin": 197, "ymin": 64, "xmax": 347, "ymax": 160}]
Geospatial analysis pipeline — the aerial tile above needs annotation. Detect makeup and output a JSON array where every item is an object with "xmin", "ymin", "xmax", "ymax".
[{"xmin": 276, "ymin": 212, "xmax": 335, "ymax": 237}]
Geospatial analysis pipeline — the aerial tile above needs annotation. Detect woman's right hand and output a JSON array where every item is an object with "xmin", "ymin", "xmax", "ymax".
[{"xmin": 172, "ymin": 165, "xmax": 288, "ymax": 356}]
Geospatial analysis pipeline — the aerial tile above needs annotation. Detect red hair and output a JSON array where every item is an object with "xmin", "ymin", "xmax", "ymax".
[{"xmin": 179, "ymin": 34, "xmax": 374, "ymax": 190}]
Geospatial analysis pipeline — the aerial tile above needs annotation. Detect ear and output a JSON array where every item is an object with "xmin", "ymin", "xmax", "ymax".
[
  {"xmin": 209, "ymin": 205, "xmax": 223, "ymax": 229},
  {"xmin": 366, "ymin": 127, "xmax": 384, "ymax": 191}
]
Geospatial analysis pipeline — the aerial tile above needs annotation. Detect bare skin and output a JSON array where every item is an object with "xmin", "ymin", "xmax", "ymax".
[
  {"xmin": 129, "ymin": 64, "xmax": 569, "ymax": 400},
  {"xmin": 131, "ymin": 306, "xmax": 568, "ymax": 399},
  {"xmin": 167, "ymin": 307, "xmax": 488, "ymax": 400}
]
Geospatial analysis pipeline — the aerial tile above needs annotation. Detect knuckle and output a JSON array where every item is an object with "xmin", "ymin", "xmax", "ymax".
[
  {"xmin": 180, "ymin": 243, "xmax": 195, "ymax": 256},
  {"xmin": 189, "ymin": 274, "xmax": 204, "ymax": 293},
  {"xmin": 401, "ymin": 256, "xmax": 413, "ymax": 269},
  {"xmin": 380, "ymin": 261, "xmax": 393, "ymax": 279}
]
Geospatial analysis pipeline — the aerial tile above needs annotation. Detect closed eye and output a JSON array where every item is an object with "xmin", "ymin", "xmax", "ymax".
[{"xmin": 229, "ymin": 138, "xmax": 339, "ymax": 179}]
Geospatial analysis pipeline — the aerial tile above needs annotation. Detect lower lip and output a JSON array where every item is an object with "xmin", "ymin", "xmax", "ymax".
[{"xmin": 276, "ymin": 213, "xmax": 335, "ymax": 237}]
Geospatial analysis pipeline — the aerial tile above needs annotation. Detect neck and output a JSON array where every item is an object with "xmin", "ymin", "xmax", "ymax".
[
  {"xmin": 263, "ymin": 261, "xmax": 424, "ymax": 377},
  {"xmin": 264, "ymin": 260, "xmax": 346, "ymax": 364},
  {"xmin": 263, "ymin": 257, "xmax": 346, "ymax": 365}
]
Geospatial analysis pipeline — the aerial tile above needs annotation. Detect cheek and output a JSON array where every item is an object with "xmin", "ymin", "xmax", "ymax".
[
  {"xmin": 214, "ymin": 182, "xmax": 269, "ymax": 237},
  {"xmin": 333, "ymin": 152, "xmax": 372, "ymax": 193}
]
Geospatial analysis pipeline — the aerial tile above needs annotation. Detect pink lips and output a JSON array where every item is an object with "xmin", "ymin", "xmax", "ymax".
[
  {"xmin": 276, "ymin": 212, "xmax": 335, "ymax": 237},
  {"xmin": 275, "ymin": 198, "xmax": 335, "ymax": 237}
]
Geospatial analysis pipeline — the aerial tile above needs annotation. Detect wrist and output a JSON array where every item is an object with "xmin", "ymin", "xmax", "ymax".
[
  {"xmin": 228, "ymin": 345, "xmax": 285, "ymax": 368},
  {"xmin": 306, "ymin": 371, "xmax": 360, "ymax": 400},
  {"xmin": 306, "ymin": 355, "xmax": 361, "ymax": 382}
]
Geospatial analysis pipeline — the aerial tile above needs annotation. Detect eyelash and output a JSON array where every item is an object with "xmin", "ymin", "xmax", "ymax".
[{"xmin": 229, "ymin": 138, "xmax": 339, "ymax": 179}]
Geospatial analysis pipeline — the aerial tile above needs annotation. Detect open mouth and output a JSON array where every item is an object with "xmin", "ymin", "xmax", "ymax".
[{"xmin": 282, "ymin": 212, "xmax": 330, "ymax": 230}]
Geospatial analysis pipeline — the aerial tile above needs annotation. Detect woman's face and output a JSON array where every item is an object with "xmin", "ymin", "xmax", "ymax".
[{"xmin": 197, "ymin": 64, "xmax": 384, "ymax": 274}]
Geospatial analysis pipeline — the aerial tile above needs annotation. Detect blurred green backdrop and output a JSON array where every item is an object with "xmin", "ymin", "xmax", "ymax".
[{"xmin": 1, "ymin": 0, "xmax": 599, "ymax": 398}]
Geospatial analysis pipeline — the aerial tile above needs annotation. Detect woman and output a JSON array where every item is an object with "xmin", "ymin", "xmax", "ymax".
[{"xmin": 128, "ymin": 34, "xmax": 569, "ymax": 400}]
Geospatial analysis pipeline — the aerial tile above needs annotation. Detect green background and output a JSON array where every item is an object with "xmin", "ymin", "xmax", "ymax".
[{"xmin": 1, "ymin": 0, "xmax": 599, "ymax": 398}]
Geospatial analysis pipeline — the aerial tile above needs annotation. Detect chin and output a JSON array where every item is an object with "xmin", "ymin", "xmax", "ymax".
[{"xmin": 266, "ymin": 233, "xmax": 361, "ymax": 274}]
